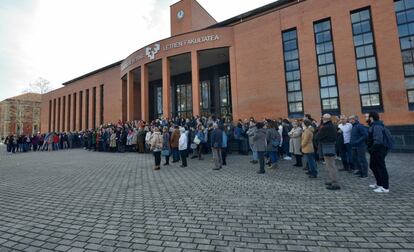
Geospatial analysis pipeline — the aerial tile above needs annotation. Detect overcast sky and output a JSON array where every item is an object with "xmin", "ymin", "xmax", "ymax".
[{"xmin": 0, "ymin": 0, "xmax": 276, "ymax": 101}]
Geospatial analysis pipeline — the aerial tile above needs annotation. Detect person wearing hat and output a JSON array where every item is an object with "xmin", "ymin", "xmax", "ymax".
[
  {"xmin": 149, "ymin": 127, "xmax": 163, "ymax": 170},
  {"xmin": 315, "ymin": 113, "xmax": 341, "ymax": 190}
]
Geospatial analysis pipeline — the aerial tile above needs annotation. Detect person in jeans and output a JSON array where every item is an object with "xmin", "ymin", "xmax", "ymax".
[
  {"xmin": 316, "ymin": 114, "xmax": 340, "ymax": 190},
  {"xmin": 149, "ymin": 127, "xmax": 163, "ymax": 170},
  {"xmin": 265, "ymin": 120, "xmax": 280, "ymax": 169},
  {"xmin": 162, "ymin": 127, "xmax": 171, "ymax": 166},
  {"xmin": 253, "ymin": 122, "xmax": 267, "ymax": 174},
  {"xmin": 366, "ymin": 112, "xmax": 390, "ymax": 193},
  {"xmin": 349, "ymin": 115, "xmax": 368, "ymax": 178},
  {"xmin": 338, "ymin": 115, "xmax": 353, "ymax": 172},
  {"xmin": 211, "ymin": 123, "xmax": 223, "ymax": 170},
  {"xmin": 170, "ymin": 126, "xmax": 180, "ymax": 163},
  {"xmin": 302, "ymin": 120, "xmax": 317, "ymax": 178}
]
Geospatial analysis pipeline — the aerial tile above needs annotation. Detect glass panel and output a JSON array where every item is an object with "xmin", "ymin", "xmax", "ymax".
[
  {"xmin": 395, "ymin": 0, "xmax": 405, "ymax": 12},
  {"xmin": 367, "ymin": 69, "xmax": 377, "ymax": 81},
  {"xmin": 406, "ymin": 0, "xmax": 414, "ymax": 10},
  {"xmin": 156, "ymin": 87, "xmax": 163, "ymax": 115},
  {"xmin": 399, "ymin": 24, "xmax": 409, "ymax": 37},
  {"xmin": 408, "ymin": 90, "xmax": 414, "ymax": 102},
  {"xmin": 404, "ymin": 63, "xmax": 414, "ymax": 75},
  {"xmin": 201, "ymin": 81, "xmax": 210, "ymax": 109},
  {"xmin": 360, "ymin": 83, "xmax": 369, "ymax": 94},
  {"xmin": 405, "ymin": 77, "xmax": 414, "ymax": 89},
  {"xmin": 220, "ymin": 76, "xmax": 229, "ymax": 107},
  {"xmin": 321, "ymin": 88, "xmax": 329, "ymax": 98}
]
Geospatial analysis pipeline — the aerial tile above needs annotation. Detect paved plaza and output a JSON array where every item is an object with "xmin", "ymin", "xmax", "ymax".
[{"xmin": 0, "ymin": 145, "xmax": 413, "ymax": 252}]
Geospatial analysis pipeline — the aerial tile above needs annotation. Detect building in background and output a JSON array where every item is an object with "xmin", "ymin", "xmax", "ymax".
[
  {"xmin": 0, "ymin": 93, "xmax": 41, "ymax": 139},
  {"xmin": 41, "ymin": 0, "xmax": 414, "ymax": 151}
]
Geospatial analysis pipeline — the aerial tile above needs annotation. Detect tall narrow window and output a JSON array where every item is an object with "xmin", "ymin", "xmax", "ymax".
[
  {"xmin": 92, "ymin": 87, "xmax": 96, "ymax": 129},
  {"xmin": 67, "ymin": 94, "xmax": 71, "ymax": 131},
  {"xmin": 79, "ymin": 91, "xmax": 83, "ymax": 131},
  {"xmin": 394, "ymin": 0, "xmax": 414, "ymax": 109},
  {"xmin": 73, "ymin": 93, "xmax": 77, "ymax": 131},
  {"xmin": 219, "ymin": 75, "xmax": 231, "ymax": 117},
  {"xmin": 62, "ymin": 96, "xmax": 66, "ymax": 132},
  {"xmin": 314, "ymin": 19, "xmax": 340, "ymax": 114},
  {"xmin": 176, "ymin": 84, "xmax": 192, "ymax": 118},
  {"xmin": 351, "ymin": 8, "xmax": 382, "ymax": 112},
  {"xmin": 48, "ymin": 100, "xmax": 52, "ymax": 132},
  {"xmin": 282, "ymin": 29, "xmax": 304, "ymax": 117},
  {"xmin": 57, "ymin": 97, "xmax": 61, "ymax": 131},
  {"xmin": 85, "ymin": 89, "xmax": 89, "ymax": 130},
  {"xmin": 200, "ymin": 80, "xmax": 211, "ymax": 116},
  {"xmin": 100, "ymin": 84, "xmax": 104, "ymax": 125}
]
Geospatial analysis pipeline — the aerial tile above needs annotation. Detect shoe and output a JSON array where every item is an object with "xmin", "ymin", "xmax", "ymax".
[
  {"xmin": 308, "ymin": 175, "xmax": 317, "ymax": 178},
  {"xmin": 373, "ymin": 187, "xmax": 389, "ymax": 193},
  {"xmin": 284, "ymin": 156, "xmax": 292, "ymax": 160},
  {"xmin": 293, "ymin": 164, "xmax": 302, "ymax": 167},
  {"xmin": 257, "ymin": 170, "xmax": 265, "ymax": 174},
  {"xmin": 154, "ymin": 166, "xmax": 160, "ymax": 170},
  {"xmin": 326, "ymin": 185, "xmax": 341, "ymax": 190},
  {"xmin": 325, "ymin": 182, "xmax": 332, "ymax": 186},
  {"xmin": 369, "ymin": 184, "xmax": 378, "ymax": 189}
]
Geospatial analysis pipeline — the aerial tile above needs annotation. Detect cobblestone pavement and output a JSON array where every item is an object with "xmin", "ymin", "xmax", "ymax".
[{"xmin": 0, "ymin": 145, "xmax": 413, "ymax": 252}]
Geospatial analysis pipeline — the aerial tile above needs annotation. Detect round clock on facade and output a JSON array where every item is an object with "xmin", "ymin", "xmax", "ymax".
[{"xmin": 177, "ymin": 10, "xmax": 184, "ymax": 20}]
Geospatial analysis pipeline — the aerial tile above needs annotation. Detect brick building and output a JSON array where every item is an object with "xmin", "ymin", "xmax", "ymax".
[
  {"xmin": 41, "ymin": 0, "xmax": 414, "ymax": 150},
  {"xmin": 0, "ymin": 93, "xmax": 42, "ymax": 139}
]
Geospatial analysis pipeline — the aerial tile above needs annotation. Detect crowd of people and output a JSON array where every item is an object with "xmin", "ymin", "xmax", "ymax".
[{"xmin": 2, "ymin": 111, "xmax": 394, "ymax": 193}]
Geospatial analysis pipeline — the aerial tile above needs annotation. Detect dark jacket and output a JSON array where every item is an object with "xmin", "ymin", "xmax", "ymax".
[
  {"xmin": 211, "ymin": 128, "xmax": 223, "ymax": 148},
  {"xmin": 367, "ymin": 120, "xmax": 386, "ymax": 152},
  {"xmin": 350, "ymin": 120, "xmax": 368, "ymax": 148},
  {"xmin": 315, "ymin": 121, "xmax": 337, "ymax": 143},
  {"xmin": 253, "ymin": 128, "xmax": 267, "ymax": 152}
]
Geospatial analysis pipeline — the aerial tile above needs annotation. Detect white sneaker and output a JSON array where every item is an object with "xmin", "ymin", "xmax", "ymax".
[
  {"xmin": 283, "ymin": 156, "xmax": 292, "ymax": 160},
  {"xmin": 373, "ymin": 187, "xmax": 389, "ymax": 193},
  {"xmin": 369, "ymin": 184, "xmax": 378, "ymax": 189}
]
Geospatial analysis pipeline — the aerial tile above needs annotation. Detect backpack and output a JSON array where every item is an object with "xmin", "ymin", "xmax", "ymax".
[{"xmin": 382, "ymin": 126, "xmax": 394, "ymax": 150}]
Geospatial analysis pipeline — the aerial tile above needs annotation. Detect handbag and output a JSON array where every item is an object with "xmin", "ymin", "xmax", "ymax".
[
  {"xmin": 161, "ymin": 149, "xmax": 170, "ymax": 156},
  {"xmin": 190, "ymin": 143, "xmax": 198, "ymax": 149},
  {"xmin": 193, "ymin": 135, "xmax": 201, "ymax": 145}
]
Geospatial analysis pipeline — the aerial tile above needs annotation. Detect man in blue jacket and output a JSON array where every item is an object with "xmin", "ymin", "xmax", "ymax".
[
  {"xmin": 349, "ymin": 115, "xmax": 368, "ymax": 178},
  {"xmin": 366, "ymin": 112, "xmax": 390, "ymax": 193}
]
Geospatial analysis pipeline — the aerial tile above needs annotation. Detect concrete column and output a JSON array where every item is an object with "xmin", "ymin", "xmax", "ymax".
[
  {"xmin": 127, "ymin": 71, "xmax": 135, "ymax": 121},
  {"xmin": 191, "ymin": 50, "xmax": 200, "ymax": 117},
  {"xmin": 162, "ymin": 57, "xmax": 171, "ymax": 119},
  {"xmin": 141, "ymin": 65, "xmax": 149, "ymax": 121},
  {"xmin": 229, "ymin": 46, "xmax": 239, "ymax": 120}
]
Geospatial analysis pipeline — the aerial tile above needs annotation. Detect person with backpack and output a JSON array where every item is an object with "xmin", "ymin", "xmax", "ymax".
[{"xmin": 366, "ymin": 112, "xmax": 393, "ymax": 193}]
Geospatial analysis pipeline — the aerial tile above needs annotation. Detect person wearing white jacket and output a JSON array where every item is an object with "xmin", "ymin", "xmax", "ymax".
[{"xmin": 178, "ymin": 127, "xmax": 188, "ymax": 167}]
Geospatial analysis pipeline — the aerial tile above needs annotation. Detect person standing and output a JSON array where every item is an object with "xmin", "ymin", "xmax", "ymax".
[
  {"xmin": 170, "ymin": 126, "xmax": 180, "ymax": 163},
  {"xmin": 366, "ymin": 112, "xmax": 392, "ymax": 193},
  {"xmin": 178, "ymin": 127, "xmax": 188, "ymax": 167},
  {"xmin": 316, "ymin": 114, "xmax": 340, "ymax": 190},
  {"xmin": 338, "ymin": 115, "xmax": 353, "ymax": 172},
  {"xmin": 149, "ymin": 127, "xmax": 163, "ymax": 170},
  {"xmin": 349, "ymin": 115, "xmax": 369, "ymax": 178},
  {"xmin": 253, "ymin": 122, "xmax": 267, "ymax": 174},
  {"xmin": 247, "ymin": 121, "xmax": 258, "ymax": 164},
  {"xmin": 162, "ymin": 127, "xmax": 171, "ymax": 166},
  {"xmin": 288, "ymin": 121, "xmax": 303, "ymax": 167},
  {"xmin": 266, "ymin": 121, "xmax": 281, "ymax": 169},
  {"xmin": 221, "ymin": 125, "xmax": 228, "ymax": 166},
  {"xmin": 211, "ymin": 123, "xmax": 223, "ymax": 170},
  {"xmin": 302, "ymin": 120, "xmax": 317, "ymax": 178}
]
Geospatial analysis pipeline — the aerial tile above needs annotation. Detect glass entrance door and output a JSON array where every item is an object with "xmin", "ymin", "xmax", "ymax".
[{"xmin": 175, "ymin": 83, "xmax": 192, "ymax": 118}]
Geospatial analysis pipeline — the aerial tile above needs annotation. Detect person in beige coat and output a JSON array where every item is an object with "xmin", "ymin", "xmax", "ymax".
[
  {"xmin": 301, "ymin": 120, "xmax": 317, "ymax": 178},
  {"xmin": 289, "ymin": 120, "xmax": 303, "ymax": 167},
  {"xmin": 149, "ymin": 128, "xmax": 163, "ymax": 170}
]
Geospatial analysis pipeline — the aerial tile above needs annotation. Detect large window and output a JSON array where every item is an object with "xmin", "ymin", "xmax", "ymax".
[
  {"xmin": 351, "ymin": 8, "xmax": 382, "ymax": 112},
  {"xmin": 394, "ymin": 0, "xmax": 414, "ymax": 109},
  {"xmin": 219, "ymin": 75, "xmax": 231, "ymax": 117},
  {"xmin": 282, "ymin": 29, "xmax": 304, "ymax": 116},
  {"xmin": 314, "ymin": 19, "xmax": 340, "ymax": 114},
  {"xmin": 156, "ymin": 86, "xmax": 163, "ymax": 118},
  {"xmin": 176, "ymin": 84, "xmax": 192, "ymax": 118},
  {"xmin": 200, "ymin": 80, "xmax": 210, "ymax": 116}
]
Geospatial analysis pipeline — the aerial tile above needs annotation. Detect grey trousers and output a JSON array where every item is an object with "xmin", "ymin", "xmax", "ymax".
[
  {"xmin": 324, "ymin": 156, "xmax": 338, "ymax": 185},
  {"xmin": 212, "ymin": 147, "xmax": 222, "ymax": 169}
]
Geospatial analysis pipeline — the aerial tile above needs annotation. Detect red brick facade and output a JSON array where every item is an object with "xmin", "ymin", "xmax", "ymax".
[
  {"xmin": 41, "ymin": 0, "xmax": 414, "ymax": 133},
  {"xmin": 0, "ymin": 93, "xmax": 41, "ymax": 138}
]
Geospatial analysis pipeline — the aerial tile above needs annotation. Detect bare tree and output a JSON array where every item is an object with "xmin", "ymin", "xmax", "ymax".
[{"xmin": 22, "ymin": 77, "xmax": 52, "ymax": 94}]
